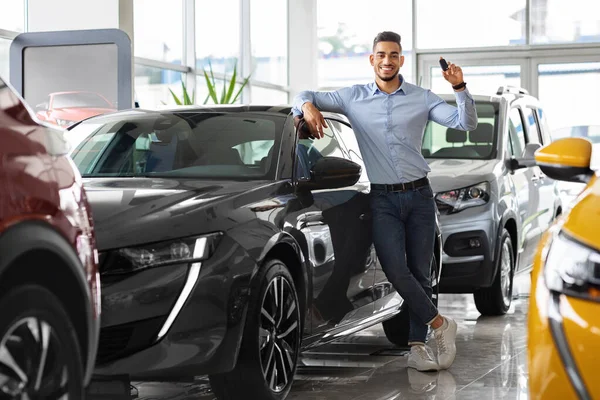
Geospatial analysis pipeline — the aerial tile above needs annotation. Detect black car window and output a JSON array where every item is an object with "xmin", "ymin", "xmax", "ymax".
[
  {"xmin": 508, "ymin": 108, "xmax": 526, "ymax": 157},
  {"xmin": 70, "ymin": 111, "xmax": 284, "ymax": 180},
  {"xmin": 295, "ymin": 122, "xmax": 345, "ymax": 180},
  {"xmin": 523, "ymin": 107, "xmax": 542, "ymax": 145},
  {"xmin": 328, "ymin": 119, "xmax": 368, "ymax": 182}
]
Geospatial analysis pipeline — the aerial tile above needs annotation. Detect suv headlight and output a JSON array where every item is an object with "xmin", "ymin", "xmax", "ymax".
[
  {"xmin": 544, "ymin": 231, "xmax": 600, "ymax": 301},
  {"xmin": 435, "ymin": 182, "xmax": 490, "ymax": 214},
  {"xmin": 101, "ymin": 232, "xmax": 222, "ymax": 275}
]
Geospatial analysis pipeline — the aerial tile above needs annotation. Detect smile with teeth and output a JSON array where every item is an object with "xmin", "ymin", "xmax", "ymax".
[{"xmin": 381, "ymin": 66, "xmax": 395, "ymax": 72}]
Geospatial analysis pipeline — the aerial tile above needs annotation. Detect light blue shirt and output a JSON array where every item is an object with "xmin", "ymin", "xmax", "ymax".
[{"xmin": 292, "ymin": 76, "xmax": 478, "ymax": 184}]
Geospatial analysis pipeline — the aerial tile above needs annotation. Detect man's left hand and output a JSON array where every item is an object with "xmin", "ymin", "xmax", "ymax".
[{"xmin": 441, "ymin": 58, "xmax": 464, "ymax": 87}]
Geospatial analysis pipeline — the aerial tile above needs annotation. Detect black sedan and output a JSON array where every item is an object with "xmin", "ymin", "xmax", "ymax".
[{"xmin": 68, "ymin": 106, "xmax": 443, "ymax": 400}]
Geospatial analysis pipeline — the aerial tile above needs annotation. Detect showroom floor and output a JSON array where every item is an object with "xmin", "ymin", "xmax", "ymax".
[{"xmin": 91, "ymin": 275, "xmax": 532, "ymax": 400}]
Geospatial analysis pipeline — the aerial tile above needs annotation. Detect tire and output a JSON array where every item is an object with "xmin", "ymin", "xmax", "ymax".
[
  {"xmin": 474, "ymin": 229, "xmax": 515, "ymax": 316},
  {"xmin": 0, "ymin": 285, "xmax": 85, "ymax": 399},
  {"xmin": 209, "ymin": 259, "xmax": 302, "ymax": 400},
  {"xmin": 382, "ymin": 255, "xmax": 440, "ymax": 347}
]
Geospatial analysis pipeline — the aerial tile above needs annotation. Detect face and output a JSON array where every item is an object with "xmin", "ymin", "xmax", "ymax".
[{"xmin": 370, "ymin": 41, "xmax": 404, "ymax": 82}]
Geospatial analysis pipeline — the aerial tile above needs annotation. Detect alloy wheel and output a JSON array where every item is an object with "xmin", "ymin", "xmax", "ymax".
[
  {"xmin": 0, "ymin": 317, "xmax": 69, "ymax": 400},
  {"xmin": 258, "ymin": 276, "xmax": 300, "ymax": 393},
  {"xmin": 500, "ymin": 241, "xmax": 513, "ymax": 307}
]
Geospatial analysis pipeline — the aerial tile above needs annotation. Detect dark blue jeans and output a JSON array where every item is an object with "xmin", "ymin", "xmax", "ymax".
[{"xmin": 370, "ymin": 183, "xmax": 439, "ymax": 345}]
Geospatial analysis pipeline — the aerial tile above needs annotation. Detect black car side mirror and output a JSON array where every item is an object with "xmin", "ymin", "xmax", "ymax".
[{"xmin": 297, "ymin": 156, "xmax": 361, "ymax": 191}]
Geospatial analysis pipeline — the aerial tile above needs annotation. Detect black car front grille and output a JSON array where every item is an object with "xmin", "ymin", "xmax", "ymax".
[{"xmin": 96, "ymin": 316, "xmax": 166, "ymax": 365}]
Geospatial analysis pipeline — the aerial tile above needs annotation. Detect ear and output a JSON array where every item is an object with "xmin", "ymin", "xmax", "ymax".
[
  {"xmin": 369, "ymin": 53, "xmax": 375, "ymax": 66},
  {"xmin": 399, "ymin": 55, "xmax": 405, "ymax": 68}
]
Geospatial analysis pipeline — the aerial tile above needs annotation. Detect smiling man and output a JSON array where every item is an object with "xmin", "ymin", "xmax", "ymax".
[{"xmin": 292, "ymin": 31, "xmax": 477, "ymax": 371}]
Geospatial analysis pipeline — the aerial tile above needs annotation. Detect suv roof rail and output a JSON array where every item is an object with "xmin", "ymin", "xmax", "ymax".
[{"xmin": 496, "ymin": 85, "xmax": 529, "ymax": 95}]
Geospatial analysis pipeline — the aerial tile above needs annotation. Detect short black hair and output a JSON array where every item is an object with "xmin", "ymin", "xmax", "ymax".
[{"xmin": 373, "ymin": 31, "xmax": 402, "ymax": 52}]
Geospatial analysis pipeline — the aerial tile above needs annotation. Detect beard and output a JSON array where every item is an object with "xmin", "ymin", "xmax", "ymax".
[
  {"xmin": 376, "ymin": 68, "xmax": 398, "ymax": 82},
  {"xmin": 377, "ymin": 72, "xmax": 397, "ymax": 82}
]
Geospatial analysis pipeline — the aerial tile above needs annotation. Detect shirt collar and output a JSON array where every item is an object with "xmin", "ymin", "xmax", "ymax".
[{"xmin": 370, "ymin": 74, "xmax": 407, "ymax": 96}]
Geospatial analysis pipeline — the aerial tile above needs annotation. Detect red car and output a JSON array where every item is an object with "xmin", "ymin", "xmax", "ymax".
[
  {"xmin": 0, "ymin": 77, "xmax": 100, "ymax": 398},
  {"xmin": 35, "ymin": 91, "xmax": 116, "ymax": 128}
]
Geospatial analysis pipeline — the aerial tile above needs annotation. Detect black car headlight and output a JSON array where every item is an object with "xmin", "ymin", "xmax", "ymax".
[
  {"xmin": 544, "ymin": 230, "xmax": 600, "ymax": 301},
  {"xmin": 102, "ymin": 232, "xmax": 222, "ymax": 275},
  {"xmin": 435, "ymin": 182, "xmax": 490, "ymax": 214}
]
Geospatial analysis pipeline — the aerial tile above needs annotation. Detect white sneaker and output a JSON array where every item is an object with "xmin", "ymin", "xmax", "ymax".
[
  {"xmin": 434, "ymin": 316, "xmax": 457, "ymax": 369},
  {"xmin": 407, "ymin": 344, "xmax": 440, "ymax": 372}
]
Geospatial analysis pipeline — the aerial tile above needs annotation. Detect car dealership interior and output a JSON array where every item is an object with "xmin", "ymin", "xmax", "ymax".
[{"xmin": 1, "ymin": 0, "xmax": 600, "ymax": 399}]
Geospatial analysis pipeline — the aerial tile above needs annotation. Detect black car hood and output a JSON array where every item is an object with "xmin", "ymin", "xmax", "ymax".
[{"xmin": 83, "ymin": 177, "xmax": 268, "ymax": 251}]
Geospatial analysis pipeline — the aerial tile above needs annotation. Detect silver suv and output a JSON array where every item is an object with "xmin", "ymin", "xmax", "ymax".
[{"xmin": 422, "ymin": 86, "xmax": 562, "ymax": 315}]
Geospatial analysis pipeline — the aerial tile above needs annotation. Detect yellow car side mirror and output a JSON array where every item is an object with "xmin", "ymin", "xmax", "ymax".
[{"xmin": 535, "ymin": 138, "xmax": 594, "ymax": 183}]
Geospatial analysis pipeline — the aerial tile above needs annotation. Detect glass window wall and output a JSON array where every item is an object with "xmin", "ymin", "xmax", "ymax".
[
  {"xmin": 416, "ymin": 0, "xmax": 526, "ymax": 48},
  {"xmin": 0, "ymin": 0, "xmax": 26, "ymax": 32},
  {"xmin": 251, "ymin": 0, "xmax": 288, "ymax": 86},
  {"xmin": 134, "ymin": 0, "xmax": 184, "ymax": 64},
  {"xmin": 135, "ymin": 65, "xmax": 184, "ymax": 108},
  {"xmin": 317, "ymin": 0, "xmax": 413, "ymax": 88},
  {"xmin": 531, "ymin": 0, "xmax": 600, "ymax": 44}
]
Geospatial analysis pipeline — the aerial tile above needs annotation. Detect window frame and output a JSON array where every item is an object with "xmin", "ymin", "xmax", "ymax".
[
  {"xmin": 327, "ymin": 118, "xmax": 369, "ymax": 183},
  {"xmin": 292, "ymin": 117, "xmax": 349, "ymax": 183},
  {"xmin": 522, "ymin": 106, "xmax": 543, "ymax": 145},
  {"xmin": 507, "ymin": 107, "xmax": 529, "ymax": 158},
  {"xmin": 133, "ymin": 0, "xmax": 289, "ymax": 108}
]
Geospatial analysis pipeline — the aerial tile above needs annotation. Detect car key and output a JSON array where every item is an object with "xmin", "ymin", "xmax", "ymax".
[{"xmin": 439, "ymin": 57, "xmax": 449, "ymax": 71}]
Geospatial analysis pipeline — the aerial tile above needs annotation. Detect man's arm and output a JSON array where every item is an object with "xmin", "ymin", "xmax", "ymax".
[
  {"xmin": 291, "ymin": 89, "xmax": 351, "ymax": 116},
  {"xmin": 427, "ymin": 59, "xmax": 478, "ymax": 131},
  {"xmin": 291, "ymin": 88, "xmax": 353, "ymax": 138},
  {"xmin": 427, "ymin": 89, "xmax": 478, "ymax": 131}
]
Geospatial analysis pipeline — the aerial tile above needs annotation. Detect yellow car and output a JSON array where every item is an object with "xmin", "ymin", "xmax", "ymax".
[{"xmin": 528, "ymin": 137, "xmax": 599, "ymax": 400}]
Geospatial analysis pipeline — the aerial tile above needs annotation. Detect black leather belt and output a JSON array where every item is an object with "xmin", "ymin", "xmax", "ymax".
[{"xmin": 371, "ymin": 177, "xmax": 430, "ymax": 192}]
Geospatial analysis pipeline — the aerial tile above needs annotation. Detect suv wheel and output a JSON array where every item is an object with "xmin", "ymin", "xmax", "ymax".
[
  {"xmin": 474, "ymin": 229, "xmax": 514, "ymax": 315},
  {"xmin": 209, "ymin": 259, "xmax": 301, "ymax": 400},
  {"xmin": 0, "ymin": 285, "xmax": 84, "ymax": 399},
  {"xmin": 382, "ymin": 255, "xmax": 439, "ymax": 347}
]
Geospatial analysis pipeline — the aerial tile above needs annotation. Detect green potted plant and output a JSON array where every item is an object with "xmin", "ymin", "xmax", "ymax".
[{"xmin": 168, "ymin": 59, "xmax": 251, "ymax": 105}]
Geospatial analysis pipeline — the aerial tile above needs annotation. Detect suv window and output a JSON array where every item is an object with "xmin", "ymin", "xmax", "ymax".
[
  {"xmin": 508, "ymin": 108, "xmax": 527, "ymax": 157},
  {"xmin": 536, "ymin": 108, "xmax": 553, "ymax": 144},
  {"xmin": 422, "ymin": 102, "xmax": 498, "ymax": 159},
  {"xmin": 522, "ymin": 107, "xmax": 542, "ymax": 145}
]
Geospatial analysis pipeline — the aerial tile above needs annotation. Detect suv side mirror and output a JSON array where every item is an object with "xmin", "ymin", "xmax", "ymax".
[
  {"xmin": 509, "ymin": 143, "xmax": 542, "ymax": 170},
  {"xmin": 535, "ymin": 138, "xmax": 593, "ymax": 183},
  {"xmin": 524, "ymin": 143, "xmax": 541, "ymax": 158},
  {"xmin": 297, "ymin": 156, "xmax": 361, "ymax": 190}
]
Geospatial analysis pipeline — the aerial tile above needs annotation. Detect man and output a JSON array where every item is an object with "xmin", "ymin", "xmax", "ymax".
[{"xmin": 291, "ymin": 31, "xmax": 477, "ymax": 371}]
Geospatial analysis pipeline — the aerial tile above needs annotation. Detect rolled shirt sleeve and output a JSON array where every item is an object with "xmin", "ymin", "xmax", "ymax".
[{"xmin": 291, "ymin": 88, "xmax": 353, "ymax": 117}]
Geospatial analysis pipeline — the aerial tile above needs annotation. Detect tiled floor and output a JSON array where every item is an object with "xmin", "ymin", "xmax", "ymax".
[{"xmin": 93, "ymin": 276, "xmax": 532, "ymax": 400}]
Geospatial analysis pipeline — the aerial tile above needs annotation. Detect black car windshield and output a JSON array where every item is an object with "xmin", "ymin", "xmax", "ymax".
[
  {"xmin": 52, "ymin": 92, "xmax": 112, "ymax": 109},
  {"xmin": 422, "ymin": 102, "xmax": 498, "ymax": 160},
  {"xmin": 70, "ymin": 111, "xmax": 284, "ymax": 180}
]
